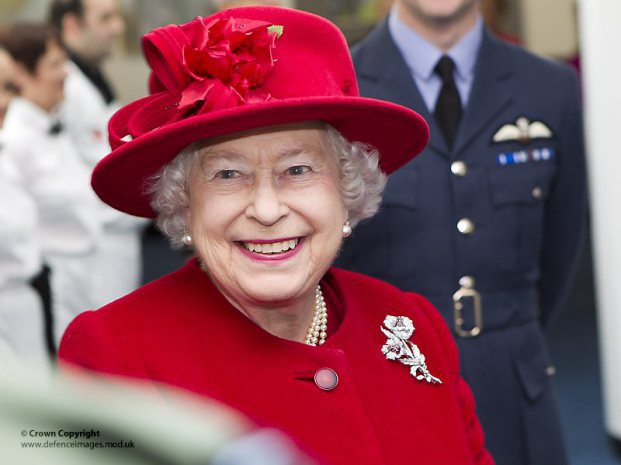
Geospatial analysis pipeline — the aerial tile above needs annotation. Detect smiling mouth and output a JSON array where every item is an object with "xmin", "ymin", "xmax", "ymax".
[{"xmin": 239, "ymin": 238, "xmax": 301, "ymax": 255}]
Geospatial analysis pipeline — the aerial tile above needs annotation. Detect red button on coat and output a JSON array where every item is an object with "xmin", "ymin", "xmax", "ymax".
[{"xmin": 314, "ymin": 368, "xmax": 338, "ymax": 391}]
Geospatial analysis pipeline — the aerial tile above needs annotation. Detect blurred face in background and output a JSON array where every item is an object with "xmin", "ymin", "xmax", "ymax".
[
  {"xmin": 74, "ymin": 0, "xmax": 125, "ymax": 63},
  {"xmin": 396, "ymin": 0, "xmax": 479, "ymax": 26},
  {"xmin": 0, "ymin": 49, "xmax": 17, "ymax": 127},
  {"xmin": 15, "ymin": 39, "xmax": 68, "ymax": 113}
]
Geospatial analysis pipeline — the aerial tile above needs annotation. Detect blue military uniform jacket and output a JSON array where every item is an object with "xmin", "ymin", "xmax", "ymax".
[{"xmin": 336, "ymin": 21, "xmax": 586, "ymax": 465}]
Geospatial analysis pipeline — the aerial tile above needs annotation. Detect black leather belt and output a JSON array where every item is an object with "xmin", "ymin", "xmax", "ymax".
[{"xmin": 424, "ymin": 287, "xmax": 539, "ymax": 337}]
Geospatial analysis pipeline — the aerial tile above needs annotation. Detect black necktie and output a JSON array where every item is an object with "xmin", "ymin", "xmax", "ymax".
[{"xmin": 434, "ymin": 55, "xmax": 462, "ymax": 149}]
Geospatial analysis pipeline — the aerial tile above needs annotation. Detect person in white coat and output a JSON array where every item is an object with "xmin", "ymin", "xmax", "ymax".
[
  {"xmin": 50, "ymin": 0, "xmax": 147, "ymax": 306},
  {"xmin": 0, "ymin": 23, "xmax": 102, "ymax": 346},
  {"xmin": 0, "ymin": 47, "xmax": 49, "ymax": 367},
  {"xmin": 0, "ymin": 48, "xmax": 17, "ymax": 127},
  {"xmin": 0, "ymin": 149, "xmax": 49, "ymax": 367}
]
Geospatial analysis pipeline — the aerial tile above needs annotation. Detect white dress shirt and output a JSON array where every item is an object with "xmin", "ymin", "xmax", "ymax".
[
  {"xmin": 61, "ymin": 61, "xmax": 147, "ymax": 308},
  {"xmin": 0, "ymin": 141, "xmax": 48, "ymax": 366},
  {"xmin": 2, "ymin": 97, "xmax": 102, "ymax": 344},
  {"xmin": 388, "ymin": 6, "xmax": 483, "ymax": 112}
]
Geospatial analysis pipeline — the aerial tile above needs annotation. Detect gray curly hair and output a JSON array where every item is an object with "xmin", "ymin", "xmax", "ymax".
[{"xmin": 147, "ymin": 123, "xmax": 387, "ymax": 249}]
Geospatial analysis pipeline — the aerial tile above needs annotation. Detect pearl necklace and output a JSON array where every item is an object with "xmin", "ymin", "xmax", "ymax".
[{"xmin": 304, "ymin": 285, "xmax": 328, "ymax": 346}]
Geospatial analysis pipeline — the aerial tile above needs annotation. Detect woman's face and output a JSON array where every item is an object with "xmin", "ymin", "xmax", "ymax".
[
  {"xmin": 187, "ymin": 122, "xmax": 347, "ymax": 310},
  {"xmin": 19, "ymin": 39, "xmax": 67, "ymax": 112}
]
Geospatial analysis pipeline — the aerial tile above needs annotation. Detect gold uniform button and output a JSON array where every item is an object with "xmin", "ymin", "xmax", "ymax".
[
  {"xmin": 459, "ymin": 276, "xmax": 475, "ymax": 289},
  {"xmin": 457, "ymin": 218, "xmax": 475, "ymax": 235},
  {"xmin": 451, "ymin": 161, "xmax": 468, "ymax": 177},
  {"xmin": 545, "ymin": 366, "xmax": 556, "ymax": 377},
  {"xmin": 532, "ymin": 186, "xmax": 543, "ymax": 199}
]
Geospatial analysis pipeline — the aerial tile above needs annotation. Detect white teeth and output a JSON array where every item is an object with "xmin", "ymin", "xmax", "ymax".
[{"xmin": 243, "ymin": 238, "xmax": 299, "ymax": 254}]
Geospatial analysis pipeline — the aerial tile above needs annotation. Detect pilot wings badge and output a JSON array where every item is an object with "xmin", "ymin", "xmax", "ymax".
[
  {"xmin": 381, "ymin": 315, "xmax": 442, "ymax": 384},
  {"xmin": 492, "ymin": 117, "xmax": 553, "ymax": 144}
]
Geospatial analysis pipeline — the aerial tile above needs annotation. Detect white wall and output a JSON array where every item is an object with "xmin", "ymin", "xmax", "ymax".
[
  {"xmin": 578, "ymin": 0, "xmax": 621, "ymax": 439},
  {"xmin": 521, "ymin": 0, "xmax": 578, "ymax": 57}
]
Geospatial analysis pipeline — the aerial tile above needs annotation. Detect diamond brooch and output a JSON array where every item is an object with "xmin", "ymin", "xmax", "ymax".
[{"xmin": 381, "ymin": 315, "xmax": 442, "ymax": 384}]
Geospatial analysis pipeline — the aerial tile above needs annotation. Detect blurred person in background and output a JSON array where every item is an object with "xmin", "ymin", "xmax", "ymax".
[
  {"xmin": 59, "ymin": 7, "xmax": 493, "ymax": 465},
  {"xmin": 49, "ymin": 0, "xmax": 124, "ymax": 167},
  {"xmin": 49, "ymin": 0, "xmax": 147, "ymax": 308},
  {"xmin": 335, "ymin": 0, "xmax": 586, "ymax": 464},
  {"xmin": 479, "ymin": 0, "xmax": 521, "ymax": 45},
  {"xmin": 0, "ymin": 46, "xmax": 50, "ymax": 368},
  {"xmin": 0, "ymin": 23, "xmax": 102, "ymax": 349},
  {"xmin": 0, "ymin": 48, "xmax": 17, "ymax": 127}
]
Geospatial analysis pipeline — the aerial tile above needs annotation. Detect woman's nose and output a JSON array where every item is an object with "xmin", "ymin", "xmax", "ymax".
[{"xmin": 245, "ymin": 178, "xmax": 289, "ymax": 225}]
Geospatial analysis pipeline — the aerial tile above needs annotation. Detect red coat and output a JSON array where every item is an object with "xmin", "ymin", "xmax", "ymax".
[{"xmin": 59, "ymin": 258, "xmax": 494, "ymax": 465}]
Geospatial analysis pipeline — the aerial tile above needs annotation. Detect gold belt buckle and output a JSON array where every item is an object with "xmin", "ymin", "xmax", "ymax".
[{"xmin": 453, "ymin": 287, "xmax": 483, "ymax": 338}]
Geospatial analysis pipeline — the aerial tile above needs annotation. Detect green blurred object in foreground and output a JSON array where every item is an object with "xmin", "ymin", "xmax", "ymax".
[{"xmin": 0, "ymin": 363, "xmax": 312, "ymax": 465}]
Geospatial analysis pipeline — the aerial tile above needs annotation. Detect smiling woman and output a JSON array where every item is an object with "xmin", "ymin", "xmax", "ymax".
[
  {"xmin": 58, "ymin": 6, "xmax": 494, "ymax": 465},
  {"xmin": 187, "ymin": 123, "xmax": 348, "ymax": 336},
  {"xmin": 154, "ymin": 123, "xmax": 362, "ymax": 340}
]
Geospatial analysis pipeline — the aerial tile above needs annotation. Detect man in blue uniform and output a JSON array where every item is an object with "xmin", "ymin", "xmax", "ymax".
[{"xmin": 335, "ymin": 1, "xmax": 586, "ymax": 464}]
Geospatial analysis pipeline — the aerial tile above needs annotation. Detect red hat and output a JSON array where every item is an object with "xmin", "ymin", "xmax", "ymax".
[{"xmin": 93, "ymin": 6, "xmax": 429, "ymax": 218}]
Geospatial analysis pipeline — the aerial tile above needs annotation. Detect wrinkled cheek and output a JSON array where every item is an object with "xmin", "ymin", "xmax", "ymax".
[
  {"xmin": 307, "ymin": 231, "xmax": 343, "ymax": 279},
  {"xmin": 203, "ymin": 246, "xmax": 241, "ymax": 296},
  {"xmin": 195, "ymin": 234, "xmax": 233, "ymax": 277}
]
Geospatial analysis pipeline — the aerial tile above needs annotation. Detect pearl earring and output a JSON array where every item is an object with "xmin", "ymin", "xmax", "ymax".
[
  {"xmin": 182, "ymin": 231, "xmax": 193, "ymax": 246},
  {"xmin": 342, "ymin": 221, "xmax": 352, "ymax": 238}
]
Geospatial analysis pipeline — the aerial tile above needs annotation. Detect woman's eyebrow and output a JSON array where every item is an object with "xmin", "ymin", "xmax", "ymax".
[
  {"xmin": 200, "ymin": 144, "xmax": 325, "ymax": 163},
  {"xmin": 276, "ymin": 146, "xmax": 323, "ymax": 161},
  {"xmin": 200, "ymin": 150, "xmax": 247, "ymax": 163}
]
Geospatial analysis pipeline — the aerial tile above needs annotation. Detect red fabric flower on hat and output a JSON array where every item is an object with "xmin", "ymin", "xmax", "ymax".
[
  {"xmin": 175, "ymin": 17, "xmax": 281, "ymax": 115},
  {"xmin": 134, "ymin": 17, "xmax": 283, "ymax": 137}
]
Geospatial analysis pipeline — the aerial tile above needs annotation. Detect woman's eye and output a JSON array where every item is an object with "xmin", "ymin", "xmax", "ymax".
[
  {"xmin": 286, "ymin": 165, "xmax": 311, "ymax": 176},
  {"xmin": 214, "ymin": 170, "xmax": 241, "ymax": 179}
]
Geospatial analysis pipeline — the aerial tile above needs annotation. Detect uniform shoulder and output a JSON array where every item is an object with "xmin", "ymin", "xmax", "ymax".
[
  {"xmin": 0, "ymin": 135, "xmax": 32, "ymax": 168},
  {"xmin": 327, "ymin": 268, "xmax": 442, "ymax": 325},
  {"xmin": 63, "ymin": 61, "xmax": 100, "ymax": 102},
  {"xmin": 328, "ymin": 266, "xmax": 405, "ymax": 297},
  {"xmin": 497, "ymin": 36, "xmax": 576, "ymax": 80},
  {"xmin": 0, "ymin": 120, "xmax": 31, "ymax": 153},
  {"xmin": 350, "ymin": 20, "xmax": 390, "ymax": 68}
]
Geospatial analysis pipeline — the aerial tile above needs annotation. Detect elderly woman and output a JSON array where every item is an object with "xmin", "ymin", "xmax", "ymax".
[{"xmin": 59, "ymin": 7, "xmax": 494, "ymax": 465}]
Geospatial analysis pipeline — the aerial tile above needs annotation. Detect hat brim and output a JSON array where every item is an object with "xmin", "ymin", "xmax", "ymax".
[{"xmin": 92, "ymin": 95, "xmax": 429, "ymax": 218}]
